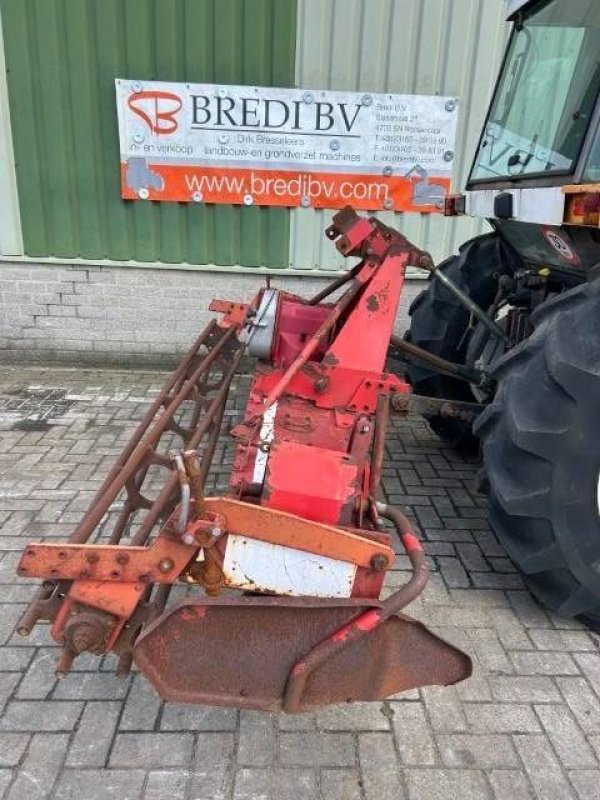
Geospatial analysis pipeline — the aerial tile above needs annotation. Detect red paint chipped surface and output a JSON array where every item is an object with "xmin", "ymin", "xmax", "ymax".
[
  {"xmin": 354, "ymin": 609, "xmax": 381, "ymax": 632},
  {"xmin": 401, "ymin": 532, "xmax": 422, "ymax": 554},
  {"xmin": 331, "ymin": 623, "xmax": 352, "ymax": 642},
  {"xmin": 331, "ymin": 608, "xmax": 381, "ymax": 641}
]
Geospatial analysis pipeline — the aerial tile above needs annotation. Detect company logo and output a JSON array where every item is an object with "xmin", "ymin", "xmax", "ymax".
[
  {"xmin": 128, "ymin": 91, "xmax": 182, "ymax": 135},
  {"xmin": 542, "ymin": 227, "xmax": 579, "ymax": 264},
  {"xmin": 190, "ymin": 95, "xmax": 363, "ymax": 133}
]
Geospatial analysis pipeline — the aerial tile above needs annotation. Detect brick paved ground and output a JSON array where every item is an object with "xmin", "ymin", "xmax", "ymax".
[{"xmin": 0, "ymin": 365, "xmax": 599, "ymax": 800}]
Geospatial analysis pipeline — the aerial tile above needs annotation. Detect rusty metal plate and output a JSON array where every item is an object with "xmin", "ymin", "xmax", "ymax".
[
  {"xmin": 133, "ymin": 597, "xmax": 471, "ymax": 712},
  {"xmin": 17, "ymin": 537, "xmax": 196, "ymax": 584}
]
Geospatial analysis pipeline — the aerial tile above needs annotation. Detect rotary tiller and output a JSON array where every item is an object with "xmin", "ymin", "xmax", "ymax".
[{"xmin": 16, "ymin": 207, "xmax": 473, "ymax": 713}]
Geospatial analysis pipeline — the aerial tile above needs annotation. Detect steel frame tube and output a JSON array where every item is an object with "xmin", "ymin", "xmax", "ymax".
[
  {"xmin": 16, "ymin": 582, "xmax": 54, "ymax": 636},
  {"xmin": 307, "ymin": 262, "xmax": 363, "ymax": 306},
  {"xmin": 68, "ymin": 325, "xmax": 237, "ymax": 544},
  {"xmin": 283, "ymin": 501, "xmax": 428, "ymax": 713},
  {"xmin": 389, "ymin": 335, "xmax": 486, "ymax": 384},
  {"xmin": 130, "ymin": 346, "xmax": 243, "ymax": 546},
  {"xmin": 428, "ymin": 266, "xmax": 509, "ymax": 343},
  {"xmin": 87, "ymin": 320, "xmax": 219, "ymax": 510},
  {"xmin": 261, "ymin": 262, "xmax": 376, "ymax": 413},
  {"xmin": 369, "ymin": 394, "xmax": 390, "ymax": 501},
  {"xmin": 17, "ymin": 339, "xmax": 243, "ymax": 638}
]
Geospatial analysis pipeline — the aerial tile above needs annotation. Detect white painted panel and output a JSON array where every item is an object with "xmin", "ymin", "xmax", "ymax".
[
  {"xmin": 252, "ymin": 401, "xmax": 277, "ymax": 485},
  {"xmin": 222, "ymin": 534, "xmax": 357, "ymax": 597},
  {"xmin": 292, "ymin": 0, "xmax": 510, "ymax": 269},
  {"xmin": 466, "ymin": 187, "xmax": 565, "ymax": 226},
  {"xmin": 0, "ymin": 11, "xmax": 22, "ymax": 256}
]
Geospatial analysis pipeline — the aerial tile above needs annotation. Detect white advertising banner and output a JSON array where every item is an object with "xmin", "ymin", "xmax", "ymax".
[{"xmin": 116, "ymin": 79, "xmax": 459, "ymax": 211}]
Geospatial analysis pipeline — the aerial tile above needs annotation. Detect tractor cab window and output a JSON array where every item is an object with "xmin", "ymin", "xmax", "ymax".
[
  {"xmin": 583, "ymin": 127, "xmax": 600, "ymax": 181},
  {"xmin": 470, "ymin": 0, "xmax": 600, "ymax": 183}
]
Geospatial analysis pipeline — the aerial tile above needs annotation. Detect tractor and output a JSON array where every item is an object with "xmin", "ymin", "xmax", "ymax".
[{"xmin": 399, "ymin": 0, "xmax": 600, "ymax": 628}]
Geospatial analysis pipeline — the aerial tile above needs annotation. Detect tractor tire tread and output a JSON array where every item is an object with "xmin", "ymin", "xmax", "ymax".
[{"xmin": 475, "ymin": 280, "xmax": 600, "ymax": 625}]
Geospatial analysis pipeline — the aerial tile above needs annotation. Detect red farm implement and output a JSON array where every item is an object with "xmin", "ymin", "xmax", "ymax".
[{"xmin": 16, "ymin": 207, "xmax": 473, "ymax": 713}]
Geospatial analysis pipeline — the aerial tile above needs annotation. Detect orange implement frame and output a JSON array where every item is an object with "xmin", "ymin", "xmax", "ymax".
[{"xmin": 17, "ymin": 497, "xmax": 395, "ymax": 584}]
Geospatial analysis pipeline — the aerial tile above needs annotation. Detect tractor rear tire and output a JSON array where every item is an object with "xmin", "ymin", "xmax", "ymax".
[
  {"xmin": 402, "ymin": 232, "xmax": 517, "ymax": 450},
  {"xmin": 475, "ymin": 280, "xmax": 600, "ymax": 626}
]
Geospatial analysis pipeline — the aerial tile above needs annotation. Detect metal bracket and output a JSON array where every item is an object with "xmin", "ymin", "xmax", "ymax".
[{"xmin": 390, "ymin": 393, "xmax": 484, "ymax": 423}]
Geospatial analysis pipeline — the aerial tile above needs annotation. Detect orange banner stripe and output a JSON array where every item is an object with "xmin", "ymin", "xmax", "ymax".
[{"xmin": 120, "ymin": 162, "xmax": 449, "ymax": 212}]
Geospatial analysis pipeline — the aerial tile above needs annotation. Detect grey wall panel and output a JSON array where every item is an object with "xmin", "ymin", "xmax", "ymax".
[{"xmin": 291, "ymin": 0, "xmax": 509, "ymax": 270}]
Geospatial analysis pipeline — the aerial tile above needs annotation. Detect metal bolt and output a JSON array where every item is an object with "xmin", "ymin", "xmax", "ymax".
[
  {"xmin": 383, "ymin": 199, "xmax": 394, "ymax": 210},
  {"xmin": 116, "ymin": 553, "xmax": 129, "ymax": 566},
  {"xmin": 138, "ymin": 187, "xmax": 149, "ymax": 200},
  {"xmin": 302, "ymin": 91, "xmax": 314, "ymax": 104},
  {"xmin": 329, "ymin": 138, "xmax": 340, "ymax": 151},
  {"xmin": 300, "ymin": 195, "xmax": 311, "ymax": 208},
  {"xmin": 182, "ymin": 533, "xmax": 195, "ymax": 546},
  {"xmin": 218, "ymin": 133, "xmax": 229, "ymax": 144},
  {"xmin": 132, "ymin": 81, "xmax": 143, "ymax": 93},
  {"xmin": 217, "ymin": 87, "xmax": 228, "ymax": 98},
  {"xmin": 243, "ymin": 194, "xmax": 254, "ymax": 206},
  {"xmin": 444, "ymin": 98, "xmax": 456, "ymax": 112},
  {"xmin": 133, "ymin": 132, "xmax": 144, "ymax": 144},
  {"xmin": 159, "ymin": 558, "xmax": 174, "ymax": 573},
  {"xmin": 383, "ymin": 165, "xmax": 393, "ymax": 177},
  {"xmin": 192, "ymin": 191, "xmax": 203, "ymax": 203},
  {"xmin": 370, "ymin": 554, "xmax": 388, "ymax": 571},
  {"xmin": 361, "ymin": 93, "xmax": 373, "ymax": 106},
  {"xmin": 210, "ymin": 526, "xmax": 222, "ymax": 538},
  {"xmin": 443, "ymin": 150, "xmax": 454, "ymax": 162},
  {"xmin": 361, "ymin": 424, "xmax": 370, "ymax": 433}
]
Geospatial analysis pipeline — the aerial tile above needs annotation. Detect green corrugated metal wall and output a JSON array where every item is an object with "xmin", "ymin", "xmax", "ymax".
[{"xmin": 0, "ymin": 0, "xmax": 296, "ymax": 267}]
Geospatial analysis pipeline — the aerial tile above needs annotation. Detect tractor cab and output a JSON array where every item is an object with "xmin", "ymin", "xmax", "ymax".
[{"xmin": 450, "ymin": 0, "xmax": 600, "ymax": 274}]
